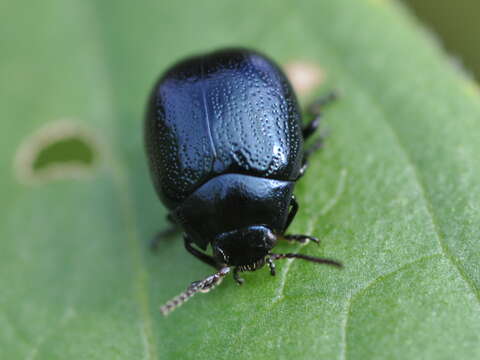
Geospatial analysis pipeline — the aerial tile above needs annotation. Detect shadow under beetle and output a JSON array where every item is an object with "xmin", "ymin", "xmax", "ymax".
[{"xmin": 144, "ymin": 48, "xmax": 342, "ymax": 315}]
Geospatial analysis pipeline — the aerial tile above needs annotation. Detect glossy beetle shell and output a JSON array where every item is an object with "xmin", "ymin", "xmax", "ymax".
[{"xmin": 145, "ymin": 49, "xmax": 304, "ymax": 210}]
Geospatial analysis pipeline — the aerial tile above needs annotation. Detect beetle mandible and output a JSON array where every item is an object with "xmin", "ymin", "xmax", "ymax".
[{"xmin": 144, "ymin": 48, "xmax": 342, "ymax": 315}]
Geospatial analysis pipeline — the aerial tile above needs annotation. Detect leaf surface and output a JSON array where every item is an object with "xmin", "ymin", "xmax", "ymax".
[{"xmin": 1, "ymin": 1, "xmax": 479, "ymax": 359}]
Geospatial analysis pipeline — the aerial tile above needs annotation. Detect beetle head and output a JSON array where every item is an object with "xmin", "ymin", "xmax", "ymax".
[{"xmin": 212, "ymin": 225, "xmax": 277, "ymax": 268}]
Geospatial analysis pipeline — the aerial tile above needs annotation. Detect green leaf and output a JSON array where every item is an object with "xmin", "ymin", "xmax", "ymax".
[{"xmin": 2, "ymin": 0, "xmax": 479, "ymax": 359}]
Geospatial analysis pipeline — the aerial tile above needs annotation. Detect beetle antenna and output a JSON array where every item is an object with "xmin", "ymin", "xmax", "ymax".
[
  {"xmin": 160, "ymin": 267, "xmax": 231, "ymax": 316},
  {"xmin": 269, "ymin": 253, "xmax": 342, "ymax": 268}
]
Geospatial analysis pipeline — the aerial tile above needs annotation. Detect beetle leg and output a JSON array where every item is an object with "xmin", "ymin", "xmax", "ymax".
[
  {"xmin": 283, "ymin": 234, "xmax": 320, "ymax": 245},
  {"xmin": 298, "ymin": 162, "xmax": 307, "ymax": 179},
  {"xmin": 302, "ymin": 91, "xmax": 337, "ymax": 139},
  {"xmin": 297, "ymin": 137, "xmax": 324, "ymax": 179},
  {"xmin": 307, "ymin": 91, "xmax": 338, "ymax": 116},
  {"xmin": 184, "ymin": 236, "xmax": 220, "ymax": 269},
  {"xmin": 298, "ymin": 92, "xmax": 337, "ymax": 179},
  {"xmin": 270, "ymin": 252, "xmax": 342, "ymax": 268},
  {"xmin": 233, "ymin": 267, "xmax": 245, "ymax": 285},
  {"xmin": 305, "ymin": 136, "xmax": 325, "ymax": 156},
  {"xmin": 298, "ymin": 131, "xmax": 327, "ymax": 178},
  {"xmin": 150, "ymin": 213, "xmax": 178, "ymax": 251},
  {"xmin": 283, "ymin": 198, "xmax": 319, "ymax": 245},
  {"xmin": 283, "ymin": 195, "xmax": 299, "ymax": 232},
  {"xmin": 302, "ymin": 114, "xmax": 321, "ymax": 139},
  {"xmin": 266, "ymin": 257, "xmax": 276, "ymax": 276}
]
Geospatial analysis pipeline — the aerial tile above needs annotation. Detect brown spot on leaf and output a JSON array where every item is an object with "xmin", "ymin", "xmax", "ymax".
[{"xmin": 284, "ymin": 61, "xmax": 325, "ymax": 98}]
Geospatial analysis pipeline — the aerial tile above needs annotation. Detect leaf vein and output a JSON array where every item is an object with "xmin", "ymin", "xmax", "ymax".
[
  {"xmin": 27, "ymin": 307, "xmax": 77, "ymax": 360},
  {"xmin": 312, "ymin": 35, "xmax": 480, "ymax": 360},
  {"xmin": 339, "ymin": 253, "xmax": 443, "ymax": 360},
  {"xmin": 316, "ymin": 31, "xmax": 480, "ymax": 305},
  {"xmin": 272, "ymin": 168, "xmax": 348, "ymax": 305},
  {"xmin": 371, "ymin": 100, "xmax": 480, "ymax": 302}
]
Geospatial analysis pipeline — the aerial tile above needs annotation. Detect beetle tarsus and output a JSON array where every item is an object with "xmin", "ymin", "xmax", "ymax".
[
  {"xmin": 233, "ymin": 267, "xmax": 245, "ymax": 285},
  {"xmin": 267, "ymin": 257, "xmax": 276, "ymax": 276},
  {"xmin": 283, "ymin": 234, "xmax": 320, "ymax": 245},
  {"xmin": 270, "ymin": 252, "xmax": 342, "ymax": 268}
]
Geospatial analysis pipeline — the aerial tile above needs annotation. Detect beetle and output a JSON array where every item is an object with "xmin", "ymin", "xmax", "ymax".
[{"xmin": 144, "ymin": 48, "xmax": 341, "ymax": 315}]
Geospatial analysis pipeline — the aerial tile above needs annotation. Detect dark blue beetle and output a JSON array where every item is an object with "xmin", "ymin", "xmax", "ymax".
[{"xmin": 144, "ymin": 48, "xmax": 341, "ymax": 315}]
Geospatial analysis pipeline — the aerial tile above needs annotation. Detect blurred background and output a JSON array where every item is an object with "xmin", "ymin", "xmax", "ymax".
[{"xmin": 404, "ymin": 0, "xmax": 480, "ymax": 80}]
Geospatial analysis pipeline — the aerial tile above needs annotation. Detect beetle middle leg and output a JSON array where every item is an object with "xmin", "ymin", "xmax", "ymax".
[
  {"xmin": 284, "ymin": 195, "xmax": 299, "ymax": 231},
  {"xmin": 303, "ymin": 91, "xmax": 336, "ymax": 139},
  {"xmin": 184, "ymin": 235, "xmax": 220, "ymax": 269},
  {"xmin": 299, "ymin": 91, "xmax": 337, "ymax": 179}
]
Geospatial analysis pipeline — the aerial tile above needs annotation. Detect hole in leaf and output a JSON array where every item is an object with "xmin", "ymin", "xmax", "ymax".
[
  {"xmin": 32, "ymin": 137, "xmax": 95, "ymax": 170},
  {"xmin": 15, "ymin": 120, "xmax": 101, "ymax": 185}
]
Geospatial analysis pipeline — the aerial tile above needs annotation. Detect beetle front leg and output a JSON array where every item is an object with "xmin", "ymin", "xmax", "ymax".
[
  {"xmin": 184, "ymin": 236, "xmax": 220, "ymax": 269},
  {"xmin": 283, "ymin": 196, "xmax": 319, "ymax": 247}
]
